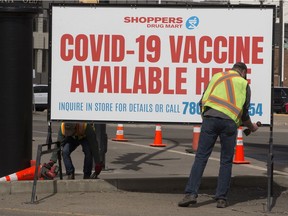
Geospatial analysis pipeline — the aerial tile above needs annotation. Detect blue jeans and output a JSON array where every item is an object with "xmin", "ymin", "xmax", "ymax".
[
  {"xmin": 185, "ymin": 117, "xmax": 238, "ymax": 200},
  {"xmin": 62, "ymin": 137, "xmax": 93, "ymax": 176}
]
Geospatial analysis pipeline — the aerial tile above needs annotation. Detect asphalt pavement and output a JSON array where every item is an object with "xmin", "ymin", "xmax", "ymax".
[{"xmin": 0, "ymin": 112, "xmax": 287, "ymax": 216}]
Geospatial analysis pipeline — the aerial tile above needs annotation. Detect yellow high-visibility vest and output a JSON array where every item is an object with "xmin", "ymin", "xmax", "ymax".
[{"xmin": 202, "ymin": 70, "xmax": 248, "ymax": 126}]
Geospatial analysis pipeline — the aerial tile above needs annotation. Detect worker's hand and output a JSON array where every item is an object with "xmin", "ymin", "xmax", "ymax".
[
  {"xmin": 43, "ymin": 160, "xmax": 55, "ymax": 170},
  {"xmin": 250, "ymin": 123, "xmax": 258, "ymax": 132},
  {"xmin": 251, "ymin": 121, "xmax": 261, "ymax": 132},
  {"xmin": 90, "ymin": 162, "xmax": 104, "ymax": 179},
  {"xmin": 95, "ymin": 162, "xmax": 104, "ymax": 175},
  {"xmin": 40, "ymin": 160, "xmax": 59, "ymax": 180},
  {"xmin": 40, "ymin": 164, "xmax": 58, "ymax": 180}
]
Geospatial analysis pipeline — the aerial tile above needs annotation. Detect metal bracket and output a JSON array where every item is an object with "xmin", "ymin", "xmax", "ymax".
[{"xmin": 30, "ymin": 142, "xmax": 62, "ymax": 204}]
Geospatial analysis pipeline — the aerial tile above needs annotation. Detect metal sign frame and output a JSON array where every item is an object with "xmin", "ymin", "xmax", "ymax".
[{"xmin": 48, "ymin": 2, "xmax": 277, "ymax": 212}]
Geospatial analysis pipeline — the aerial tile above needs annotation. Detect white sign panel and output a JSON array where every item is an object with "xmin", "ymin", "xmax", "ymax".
[{"xmin": 50, "ymin": 5, "xmax": 274, "ymax": 124}]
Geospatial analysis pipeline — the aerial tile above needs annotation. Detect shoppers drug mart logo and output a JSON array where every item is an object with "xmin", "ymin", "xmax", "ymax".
[{"xmin": 185, "ymin": 16, "xmax": 199, "ymax": 30}]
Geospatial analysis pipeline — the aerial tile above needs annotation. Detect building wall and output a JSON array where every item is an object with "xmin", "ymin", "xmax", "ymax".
[{"xmin": 274, "ymin": 48, "xmax": 288, "ymax": 87}]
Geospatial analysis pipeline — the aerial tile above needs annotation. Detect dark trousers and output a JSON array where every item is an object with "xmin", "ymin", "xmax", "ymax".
[
  {"xmin": 185, "ymin": 117, "xmax": 238, "ymax": 200},
  {"xmin": 62, "ymin": 137, "xmax": 93, "ymax": 176}
]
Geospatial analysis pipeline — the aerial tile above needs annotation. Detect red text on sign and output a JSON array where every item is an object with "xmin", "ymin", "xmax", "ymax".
[
  {"xmin": 169, "ymin": 35, "xmax": 264, "ymax": 64},
  {"xmin": 70, "ymin": 66, "xmax": 187, "ymax": 95}
]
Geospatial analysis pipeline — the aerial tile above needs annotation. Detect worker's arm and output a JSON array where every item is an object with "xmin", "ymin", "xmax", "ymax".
[
  {"xmin": 85, "ymin": 124, "xmax": 101, "ymax": 163},
  {"xmin": 241, "ymin": 85, "xmax": 259, "ymax": 132}
]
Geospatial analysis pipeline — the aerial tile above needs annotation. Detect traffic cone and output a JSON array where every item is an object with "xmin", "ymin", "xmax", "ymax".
[
  {"xmin": 112, "ymin": 124, "xmax": 128, "ymax": 142},
  {"xmin": 192, "ymin": 125, "xmax": 201, "ymax": 152},
  {"xmin": 0, "ymin": 165, "xmax": 41, "ymax": 182},
  {"xmin": 186, "ymin": 125, "xmax": 201, "ymax": 154},
  {"xmin": 30, "ymin": 160, "xmax": 36, "ymax": 166},
  {"xmin": 150, "ymin": 124, "xmax": 166, "ymax": 147},
  {"xmin": 233, "ymin": 127, "xmax": 250, "ymax": 164}
]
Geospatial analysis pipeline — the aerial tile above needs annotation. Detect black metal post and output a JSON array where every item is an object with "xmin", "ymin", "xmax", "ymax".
[
  {"xmin": 278, "ymin": 0, "xmax": 284, "ymax": 86},
  {"xmin": 0, "ymin": 2, "xmax": 40, "ymax": 177}
]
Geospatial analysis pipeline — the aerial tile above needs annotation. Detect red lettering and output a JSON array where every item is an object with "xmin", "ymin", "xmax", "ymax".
[
  {"xmin": 113, "ymin": 66, "xmax": 120, "ymax": 93},
  {"xmin": 199, "ymin": 36, "xmax": 212, "ymax": 63},
  {"xmin": 112, "ymin": 35, "xmax": 125, "ymax": 62},
  {"xmin": 196, "ymin": 67, "xmax": 210, "ymax": 95},
  {"xmin": 133, "ymin": 67, "xmax": 147, "ymax": 93},
  {"xmin": 98, "ymin": 66, "xmax": 112, "ymax": 93},
  {"xmin": 175, "ymin": 67, "xmax": 187, "ymax": 94},
  {"xmin": 163, "ymin": 67, "xmax": 174, "ymax": 94},
  {"xmin": 148, "ymin": 67, "xmax": 162, "ymax": 94},
  {"xmin": 70, "ymin": 66, "xmax": 188, "ymax": 94},
  {"xmin": 246, "ymin": 68, "xmax": 251, "ymax": 85},
  {"xmin": 104, "ymin": 35, "xmax": 110, "ymax": 62},
  {"xmin": 90, "ymin": 35, "xmax": 103, "ymax": 61},
  {"xmin": 214, "ymin": 36, "xmax": 227, "ymax": 64},
  {"xmin": 169, "ymin": 35, "xmax": 183, "ymax": 63},
  {"xmin": 212, "ymin": 68, "xmax": 223, "ymax": 77},
  {"xmin": 70, "ymin": 66, "xmax": 84, "ymax": 92},
  {"xmin": 252, "ymin": 37, "xmax": 263, "ymax": 64},
  {"xmin": 75, "ymin": 34, "xmax": 88, "ymax": 61},
  {"xmin": 85, "ymin": 66, "xmax": 98, "ymax": 93},
  {"xmin": 183, "ymin": 36, "xmax": 197, "ymax": 63},
  {"xmin": 228, "ymin": 37, "xmax": 235, "ymax": 64},
  {"xmin": 236, "ymin": 37, "xmax": 250, "ymax": 63},
  {"xmin": 60, "ymin": 34, "xmax": 73, "ymax": 61},
  {"xmin": 121, "ymin": 67, "xmax": 132, "ymax": 93}
]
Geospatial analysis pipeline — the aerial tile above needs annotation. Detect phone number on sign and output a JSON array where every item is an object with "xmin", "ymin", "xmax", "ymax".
[{"xmin": 182, "ymin": 102, "xmax": 263, "ymax": 116}]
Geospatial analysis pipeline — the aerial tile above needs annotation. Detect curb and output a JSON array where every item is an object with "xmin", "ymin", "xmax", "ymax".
[{"xmin": 1, "ymin": 175, "xmax": 287, "ymax": 195}]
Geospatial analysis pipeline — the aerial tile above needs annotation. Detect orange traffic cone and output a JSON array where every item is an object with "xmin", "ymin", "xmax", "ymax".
[
  {"xmin": 30, "ymin": 160, "xmax": 36, "ymax": 166},
  {"xmin": 186, "ymin": 125, "xmax": 201, "ymax": 154},
  {"xmin": 233, "ymin": 127, "xmax": 250, "ymax": 164},
  {"xmin": 192, "ymin": 125, "xmax": 201, "ymax": 152},
  {"xmin": 0, "ymin": 165, "xmax": 41, "ymax": 182},
  {"xmin": 150, "ymin": 124, "xmax": 166, "ymax": 147},
  {"xmin": 112, "ymin": 124, "xmax": 128, "ymax": 142}
]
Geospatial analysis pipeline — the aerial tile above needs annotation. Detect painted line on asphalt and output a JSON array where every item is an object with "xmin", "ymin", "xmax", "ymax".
[
  {"xmin": 114, "ymin": 141, "xmax": 288, "ymax": 176},
  {"xmin": 0, "ymin": 207, "xmax": 106, "ymax": 216}
]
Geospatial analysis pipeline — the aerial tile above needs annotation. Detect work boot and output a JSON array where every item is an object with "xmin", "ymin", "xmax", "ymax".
[
  {"xmin": 216, "ymin": 199, "xmax": 228, "ymax": 208},
  {"xmin": 67, "ymin": 173, "xmax": 75, "ymax": 180},
  {"xmin": 178, "ymin": 194, "xmax": 197, "ymax": 207}
]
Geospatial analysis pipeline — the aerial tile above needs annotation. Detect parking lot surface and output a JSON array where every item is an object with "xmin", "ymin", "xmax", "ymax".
[{"xmin": 0, "ymin": 112, "xmax": 287, "ymax": 215}]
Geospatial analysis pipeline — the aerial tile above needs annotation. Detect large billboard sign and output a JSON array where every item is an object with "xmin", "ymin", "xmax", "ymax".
[{"xmin": 50, "ymin": 4, "xmax": 274, "ymax": 124}]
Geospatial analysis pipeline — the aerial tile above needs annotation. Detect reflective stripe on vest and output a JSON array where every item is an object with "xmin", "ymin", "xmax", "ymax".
[
  {"xmin": 202, "ymin": 70, "xmax": 247, "ymax": 125},
  {"xmin": 61, "ymin": 123, "xmax": 66, "ymax": 135},
  {"xmin": 76, "ymin": 123, "xmax": 87, "ymax": 136}
]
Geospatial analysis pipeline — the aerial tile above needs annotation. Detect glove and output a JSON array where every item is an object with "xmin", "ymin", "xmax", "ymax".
[
  {"xmin": 90, "ymin": 162, "xmax": 104, "ymax": 179},
  {"xmin": 40, "ymin": 166, "xmax": 54, "ymax": 180},
  {"xmin": 95, "ymin": 162, "xmax": 103, "ymax": 175},
  {"xmin": 40, "ymin": 164, "xmax": 59, "ymax": 180},
  {"xmin": 49, "ymin": 165, "xmax": 59, "ymax": 176},
  {"xmin": 43, "ymin": 160, "xmax": 55, "ymax": 170}
]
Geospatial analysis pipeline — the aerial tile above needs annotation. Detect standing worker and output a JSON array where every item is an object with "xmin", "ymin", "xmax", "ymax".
[
  {"xmin": 44, "ymin": 122, "xmax": 103, "ymax": 179},
  {"xmin": 178, "ymin": 62, "xmax": 259, "ymax": 208}
]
